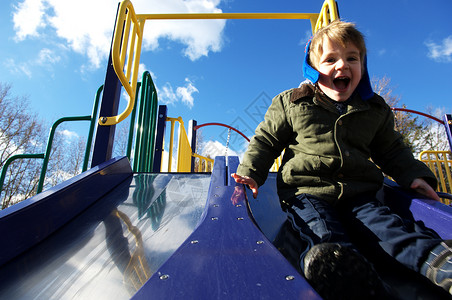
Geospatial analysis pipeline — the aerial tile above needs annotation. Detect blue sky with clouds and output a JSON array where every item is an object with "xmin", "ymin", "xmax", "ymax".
[{"xmin": 1, "ymin": 0, "xmax": 451, "ymax": 158}]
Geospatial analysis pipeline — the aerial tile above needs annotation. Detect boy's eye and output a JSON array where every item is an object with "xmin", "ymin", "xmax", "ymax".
[{"xmin": 325, "ymin": 57, "xmax": 336, "ymax": 63}]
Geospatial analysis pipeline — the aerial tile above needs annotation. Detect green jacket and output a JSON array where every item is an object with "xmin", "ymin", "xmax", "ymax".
[{"xmin": 237, "ymin": 84, "xmax": 437, "ymax": 206}]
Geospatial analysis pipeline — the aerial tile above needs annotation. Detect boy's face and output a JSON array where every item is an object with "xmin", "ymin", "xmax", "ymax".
[{"xmin": 316, "ymin": 38, "xmax": 362, "ymax": 102}]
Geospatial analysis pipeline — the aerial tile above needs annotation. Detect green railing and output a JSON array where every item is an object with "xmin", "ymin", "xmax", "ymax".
[
  {"xmin": 0, "ymin": 85, "xmax": 103, "ymax": 208},
  {"xmin": 0, "ymin": 70, "xmax": 162, "ymax": 208},
  {"xmin": 1, "ymin": 70, "xmax": 209, "ymax": 209},
  {"xmin": 128, "ymin": 71, "xmax": 159, "ymax": 172},
  {"xmin": 36, "ymin": 115, "xmax": 93, "ymax": 193}
]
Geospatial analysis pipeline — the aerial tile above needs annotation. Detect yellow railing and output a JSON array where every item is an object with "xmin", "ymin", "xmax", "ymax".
[
  {"xmin": 101, "ymin": 0, "xmax": 339, "ymax": 172},
  {"xmin": 314, "ymin": 0, "xmax": 340, "ymax": 33},
  {"xmin": 164, "ymin": 117, "xmax": 212, "ymax": 172},
  {"xmin": 419, "ymin": 150, "xmax": 452, "ymax": 201},
  {"xmin": 102, "ymin": 0, "xmax": 339, "ymax": 127},
  {"xmin": 192, "ymin": 153, "xmax": 214, "ymax": 172},
  {"xmin": 99, "ymin": 0, "xmax": 145, "ymax": 126}
]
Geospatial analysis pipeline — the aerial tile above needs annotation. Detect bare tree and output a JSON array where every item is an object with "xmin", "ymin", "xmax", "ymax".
[
  {"xmin": 419, "ymin": 106, "xmax": 450, "ymax": 152},
  {"xmin": 43, "ymin": 130, "xmax": 86, "ymax": 189},
  {"xmin": 371, "ymin": 76, "xmax": 431, "ymax": 155},
  {"xmin": 0, "ymin": 83, "xmax": 90, "ymax": 209},
  {"xmin": 113, "ymin": 120, "xmax": 131, "ymax": 158},
  {"xmin": 0, "ymin": 83, "xmax": 46, "ymax": 208}
]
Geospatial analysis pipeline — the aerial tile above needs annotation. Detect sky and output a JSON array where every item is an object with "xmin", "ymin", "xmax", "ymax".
[{"xmin": 1, "ymin": 0, "xmax": 452, "ymax": 162}]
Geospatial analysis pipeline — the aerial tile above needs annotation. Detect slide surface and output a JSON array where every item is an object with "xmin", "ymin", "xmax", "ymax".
[{"xmin": 0, "ymin": 173, "xmax": 210, "ymax": 299}]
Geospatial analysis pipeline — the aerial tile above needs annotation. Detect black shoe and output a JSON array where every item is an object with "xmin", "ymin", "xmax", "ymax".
[{"xmin": 303, "ymin": 243, "xmax": 388, "ymax": 300}]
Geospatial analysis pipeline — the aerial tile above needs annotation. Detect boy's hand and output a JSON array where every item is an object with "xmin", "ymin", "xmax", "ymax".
[
  {"xmin": 410, "ymin": 178, "xmax": 441, "ymax": 202},
  {"xmin": 231, "ymin": 173, "xmax": 259, "ymax": 199}
]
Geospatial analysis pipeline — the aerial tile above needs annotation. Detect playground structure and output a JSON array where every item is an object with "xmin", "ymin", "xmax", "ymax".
[{"xmin": 0, "ymin": 0, "xmax": 452, "ymax": 299}]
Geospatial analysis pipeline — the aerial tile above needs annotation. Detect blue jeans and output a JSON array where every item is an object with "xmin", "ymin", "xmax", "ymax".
[{"xmin": 284, "ymin": 193, "xmax": 442, "ymax": 273}]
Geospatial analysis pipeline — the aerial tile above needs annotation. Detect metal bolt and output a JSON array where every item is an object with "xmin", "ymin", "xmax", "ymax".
[
  {"xmin": 256, "ymin": 240, "xmax": 264, "ymax": 245},
  {"xmin": 211, "ymin": 217, "xmax": 218, "ymax": 221},
  {"xmin": 213, "ymin": 204, "xmax": 219, "ymax": 207},
  {"xmin": 237, "ymin": 217, "xmax": 244, "ymax": 221},
  {"xmin": 214, "ymin": 194, "xmax": 219, "ymax": 197},
  {"xmin": 236, "ymin": 204, "xmax": 242, "ymax": 207},
  {"xmin": 190, "ymin": 240, "xmax": 199, "ymax": 244},
  {"xmin": 285, "ymin": 275, "xmax": 295, "ymax": 281},
  {"xmin": 160, "ymin": 274, "xmax": 170, "ymax": 280},
  {"xmin": 101, "ymin": 117, "xmax": 108, "ymax": 124}
]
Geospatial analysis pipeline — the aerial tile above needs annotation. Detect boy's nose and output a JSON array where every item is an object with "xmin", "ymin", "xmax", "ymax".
[{"xmin": 335, "ymin": 58, "xmax": 347, "ymax": 70}]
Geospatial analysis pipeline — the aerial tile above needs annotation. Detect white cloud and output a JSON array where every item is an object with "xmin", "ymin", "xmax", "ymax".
[
  {"xmin": 136, "ymin": 0, "xmax": 225, "ymax": 60},
  {"xmin": 158, "ymin": 78, "xmax": 198, "ymax": 108},
  {"xmin": 12, "ymin": 0, "xmax": 46, "ymax": 41},
  {"xmin": 12, "ymin": 0, "xmax": 226, "ymax": 69},
  {"xmin": 201, "ymin": 140, "xmax": 240, "ymax": 158},
  {"xmin": 5, "ymin": 48, "xmax": 61, "ymax": 78},
  {"xmin": 378, "ymin": 49, "xmax": 387, "ymax": 56},
  {"xmin": 176, "ymin": 78, "xmax": 198, "ymax": 108},
  {"xmin": 299, "ymin": 30, "xmax": 312, "ymax": 47},
  {"xmin": 159, "ymin": 82, "xmax": 178, "ymax": 105},
  {"xmin": 37, "ymin": 48, "xmax": 61, "ymax": 65},
  {"xmin": 138, "ymin": 63, "xmax": 151, "ymax": 79},
  {"xmin": 5, "ymin": 58, "xmax": 32, "ymax": 78},
  {"xmin": 58, "ymin": 129, "xmax": 79, "ymax": 140},
  {"xmin": 425, "ymin": 36, "xmax": 452, "ymax": 63}
]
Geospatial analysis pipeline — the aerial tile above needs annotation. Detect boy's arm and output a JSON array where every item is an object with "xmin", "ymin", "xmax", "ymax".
[
  {"xmin": 370, "ymin": 99, "xmax": 438, "ymax": 192},
  {"xmin": 236, "ymin": 92, "xmax": 292, "ymax": 186}
]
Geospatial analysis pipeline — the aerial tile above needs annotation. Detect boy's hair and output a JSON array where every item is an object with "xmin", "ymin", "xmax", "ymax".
[{"xmin": 309, "ymin": 21, "xmax": 366, "ymax": 71}]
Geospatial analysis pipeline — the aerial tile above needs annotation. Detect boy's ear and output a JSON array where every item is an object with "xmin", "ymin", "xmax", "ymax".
[
  {"xmin": 356, "ymin": 55, "xmax": 374, "ymax": 100},
  {"xmin": 303, "ymin": 40, "xmax": 320, "ymax": 84}
]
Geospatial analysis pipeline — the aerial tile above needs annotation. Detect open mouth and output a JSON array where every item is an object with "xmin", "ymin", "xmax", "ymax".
[{"xmin": 333, "ymin": 77, "xmax": 350, "ymax": 91}]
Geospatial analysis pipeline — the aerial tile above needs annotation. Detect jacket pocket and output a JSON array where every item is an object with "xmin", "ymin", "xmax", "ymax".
[{"xmin": 281, "ymin": 153, "xmax": 322, "ymax": 186}]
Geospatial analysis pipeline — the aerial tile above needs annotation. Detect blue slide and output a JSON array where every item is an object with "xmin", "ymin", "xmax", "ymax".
[{"xmin": 0, "ymin": 156, "xmax": 451, "ymax": 299}]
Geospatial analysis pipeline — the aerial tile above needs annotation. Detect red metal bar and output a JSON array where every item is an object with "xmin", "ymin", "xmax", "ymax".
[
  {"xmin": 391, "ymin": 108, "xmax": 444, "ymax": 124},
  {"xmin": 194, "ymin": 123, "xmax": 250, "ymax": 142}
]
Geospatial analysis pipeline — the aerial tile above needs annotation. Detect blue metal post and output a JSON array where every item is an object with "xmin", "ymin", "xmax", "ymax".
[
  {"xmin": 444, "ymin": 114, "xmax": 452, "ymax": 152},
  {"xmin": 188, "ymin": 120, "xmax": 197, "ymax": 172},
  {"xmin": 91, "ymin": 4, "xmax": 122, "ymax": 168},
  {"xmin": 152, "ymin": 105, "xmax": 167, "ymax": 173}
]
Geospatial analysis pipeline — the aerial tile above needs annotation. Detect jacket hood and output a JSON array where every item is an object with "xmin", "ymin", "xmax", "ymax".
[{"xmin": 302, "ymin": 39, "xmax": 374, "ymax": 100}]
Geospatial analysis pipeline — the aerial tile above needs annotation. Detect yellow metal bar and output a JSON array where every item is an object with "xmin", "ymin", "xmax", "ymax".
[
  {"xmin": 166, "ymin": 117, "xmax": 179, "ymax": 172},
  {"xmin": 192, "ymin": 153, "xmax": 214, "ymax": 172},
  {"xmin": 176, "ymin": 119, "xmax": 192, "ymax": 172},
  {"xmin": 138, "ymin": 12, "xmax": 319, "ymax": 20},
  {"xmin": 99, "ymin": 0, "xmax": 145, "ymax": 126},
  {"xmin": 164, "ymin": 116, "xmax": 197, "ymax": 172},
  {"xmin": 103, "ymin": 0, "xmax": 336, "ymax": 127},
  {"xmin": 419, "ymin": 150, "xmax": 452, "ymax": 203},
  {"xmin": 164, "ymin": 115, "xmax": 216, "ymax": 172},
  {"xmin": 120, "ymin": 11, "xmax": 132, "ymax": 68},
  {"xmin": 138, "ymin": 12, "xmax": 319, "ymax": 34},
  {"xmin": 314, "ymin": 0, "xmax": 339, "ymax": 33}
]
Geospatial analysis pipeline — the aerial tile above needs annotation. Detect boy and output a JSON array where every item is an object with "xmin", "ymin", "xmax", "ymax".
[{"xmin": 232, "ymin": 21, "xmax": 451, "ymax": 299}]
